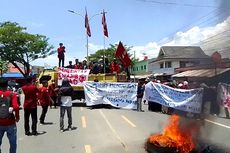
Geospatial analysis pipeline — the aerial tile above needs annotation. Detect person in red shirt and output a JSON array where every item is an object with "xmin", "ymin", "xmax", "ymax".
[
  {"xmin": 38, "ymin": 80, "xmax": 51, "ymax": 124},
  {"xmin": 57, "ymin": 43, "xmax": 65, "ymax": 67},
  {"xmin": 0, "ymin": 78, "xmax": 19, "ymax": 153},
  {"xmin": 48, "ymin": 80, "xmax": 58, "ymax": 108},
  {"xmin": 110, "ymin": 60, "xmax": 120, "ymax": 74},
  {"xmin": 21, "ymin": 77, "xmax": 39, "ymax": 136}
]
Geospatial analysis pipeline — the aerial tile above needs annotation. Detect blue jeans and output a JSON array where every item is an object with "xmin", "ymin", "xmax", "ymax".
[
  {"xmin": 60, "ymin": 106, "xmax": 72, "ymax": 130},
  {"xmin": 0, "ymin": 124, "xmax": 17, "ymax": 153}
]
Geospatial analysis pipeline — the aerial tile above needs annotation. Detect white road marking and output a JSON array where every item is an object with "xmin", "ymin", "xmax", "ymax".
[
  {"xmin": 82, "ymin": 116, "xmax": 87, "ymax": 128},
  {"xmin": 205, "ymin": 119, "xmax": 230, "ymax": 129},
  {"xmin": 99, "ymin": 110, "xmax": 128, "ymax": 152},
  {"xmin": 121, "ymin": 115, "xmax": 136, "ymax": 127},
  {"xmin": 85, "ymin": 145, "xmax": 92, "ymax": 153}
]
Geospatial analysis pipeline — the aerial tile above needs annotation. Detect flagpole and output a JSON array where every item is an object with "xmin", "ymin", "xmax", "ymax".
[
  {"xmin": 134, "ymin": 50, "xmax": 136, "ymax": 82},
  {"xmin": 103, "ymin": 35, "xmax": 106, "ymax": 73},
  {"xmin": 68, "ymin": 9, "xmax": 101, "ymax": 66},
  {"xmin": 85, "ymin": 7, "xmax": 89, "ymax": 66},
  {"xmin": 86, "ymin": 34, "xmax": 89, "ymax": 66}
]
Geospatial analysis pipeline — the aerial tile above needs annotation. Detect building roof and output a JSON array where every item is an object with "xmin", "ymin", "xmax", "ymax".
[
  {"xmin": 158, "ymin": 46, "xmax": 210, "ymax": 59},
  {"xmin": 2, "ymin": 72, "xmax": 24, "ymax": 78},
  {"xmin": 172, "ymin": 68, "xmax": 230, "ymax": 78}
]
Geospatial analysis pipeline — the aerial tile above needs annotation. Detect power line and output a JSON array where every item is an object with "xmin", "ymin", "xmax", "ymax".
[
  {"xmin": 136, "ymin": 0, "xmax": 217, "ymax": 8},
  {"xmin": 158, "ymin": 10, "xmax": 230, "ymax": 46},
  {"xmin": 157, "ymin": 8, "xmax": 220, "ymax": 45},
  {"xmin": 194, "ymin": 28, "xmax": 230, "ymax": 45}
]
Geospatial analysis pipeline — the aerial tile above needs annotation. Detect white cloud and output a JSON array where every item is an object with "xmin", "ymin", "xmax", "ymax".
[
  {"xmin": 31, "ymin": 54, "xmax": 77, "ymax": 67},
  {"xmin": 132, "ymin": 15, "xmax": 230, "ymax": 60},
  {"xmin": 31, "ymin": 16, "xmax": 230, "ymax": 66},
  {"xmin": 88, "ymin": 43, "xmax": 103, "ymax": 54},
  {"xmin": 131, "ymin": 42, "xmax": 160, "ymax": 60}
]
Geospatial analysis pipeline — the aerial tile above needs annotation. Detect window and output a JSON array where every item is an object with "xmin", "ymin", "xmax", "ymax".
[
  {"xmin": 180, "ymin": 61, "xmax": 186, "ymax": 68},
  {"xmin": 133, "ymin": 67, "xmax": 135, "ymax": 71},
  {"xmin": 141, "ymin": 66, "xmax": 143, "ymax": 70},
  {"xmin": 165, "ymin": 61, "xmax": 172, "ymax": 68},
  {"xmin": 160, "ymin": 63, "xmax": 164, "ymax": 68},
  {"xmin": 144, "ymin": 65, "xmax": 146, "ymax": 69},
  {"xmin": 136, "ymin": 67, "xmax": 138, "ymax": 71}
]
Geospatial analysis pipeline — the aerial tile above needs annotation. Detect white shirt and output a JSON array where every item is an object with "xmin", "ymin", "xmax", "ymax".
[{"xmin": 60, "ymin": 96, "xmax": 72, "ymax": 107}]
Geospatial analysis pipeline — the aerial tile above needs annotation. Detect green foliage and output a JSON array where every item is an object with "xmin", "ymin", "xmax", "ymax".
[
  {"xmin": 0, "ymin": 21, "xmax": 55, "ymax": 77},
  {"xmin": 0, "ymin": 59, "xmax": 8, "ymax": 76},
  {"xmin": 88, "ymin": 43, "xmax": 138, "ymax": 65}
]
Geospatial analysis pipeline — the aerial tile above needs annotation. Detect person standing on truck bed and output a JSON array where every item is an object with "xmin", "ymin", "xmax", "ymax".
[{"xmin": 57, "ymin": 43, "xmax": 65, "ymax": 67}]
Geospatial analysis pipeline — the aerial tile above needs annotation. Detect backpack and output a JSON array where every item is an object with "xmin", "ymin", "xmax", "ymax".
[{"xmin": 0, "ymin": 93, "xmax": 13, "ymax": 119}]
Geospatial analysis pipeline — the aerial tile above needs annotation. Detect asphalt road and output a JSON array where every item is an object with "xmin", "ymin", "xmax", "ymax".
[{"xmin": 1, "ymin": 101, "xmax": 230, "ymax": 153}]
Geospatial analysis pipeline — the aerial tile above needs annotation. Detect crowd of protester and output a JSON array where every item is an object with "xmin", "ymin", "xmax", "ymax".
[
  {"xmin": 0, "ymin": 76, "xmax": 75, "ymax": 153},
  {"xmin": 64, "ymin": 58, "xmax": 121, "ymax": 74},
  {"xmin": 139, "ymin": 75, "xmax": 229, "ymax": 119}
]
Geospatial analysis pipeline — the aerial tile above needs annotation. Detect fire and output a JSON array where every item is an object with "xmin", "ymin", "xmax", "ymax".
[{"xmin": 148, "ymin": 115, "xmax": 196, "ymax": 153}]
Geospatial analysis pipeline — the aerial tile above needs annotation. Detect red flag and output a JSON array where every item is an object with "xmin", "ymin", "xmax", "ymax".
[
  {"xmin": 115, "ymin": 42, "xmax": 131, "ymax": 68},
  {"xmin": 85, "ymin": 11, "xmax": 91, "ymax": 37},
  {"xmin": 102, "ymin": 10, "xmax": 108, "ymax": 37}
]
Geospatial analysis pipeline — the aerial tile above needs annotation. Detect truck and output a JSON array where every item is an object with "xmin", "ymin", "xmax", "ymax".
[{"xmin": 37, "ymin": 68, "xmax": 127, "ymax": 100}]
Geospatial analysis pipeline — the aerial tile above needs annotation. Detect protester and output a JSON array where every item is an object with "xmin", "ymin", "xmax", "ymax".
[
  {"xmin": 110, "ymin": 60, "xmax": 120, "ymax": 74},
  {"xmin": 38, "ymin": 80, "xmax": 52, "ymax": 124},
  {"xmin": 58, "ymin": 79, "xmax": 74, "ymax": 132},
  {"xmin": 65, "ymin": 61, "xmax": 74, "ymax": 69},
  {"xmin": 0, "ymin": 78, "xmax": 20, "ymax": 153},
  {"xmin": 57, "ymin": 43, "xmax": 65, "ymax": 67},
  {"xmin": 146, "ymin": 76, "xmax": 162, "ymax": 112},
  {"xmin": 48, "ymin": 80, "xmax": 58, "ymax": 108},
  {"xmin": 74, "ymin": 59, "xmax": 80, "ymax": 69},
  {"xmin": 21, "ymin": 77, "xmax": 39, "ymax": 136},
  {"xmin": 92, "ymin": 62, "xmax": 99, "ymax": 74},
  {"xmin": 82, "ymin": 60, "xmax": 88, "ymax": 69},
  {"xmin": 137, "ymin": 80, "xmax": 144, "ymax": 112}
]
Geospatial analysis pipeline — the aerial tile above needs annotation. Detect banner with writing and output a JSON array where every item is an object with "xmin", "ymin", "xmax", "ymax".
[
  {"xmin": 84, "ymin": 82, "xmax": 137, "ymax": 109},
  {"xmin": 217, "ymin": 83, "xmax": 230, "ymax": 108},
  {"xmin": 144, "ymin": 82, "xmax": 203, "ymax": 113},
  {"xmin": 58, "ymin": 68, "xmax": 90, "ymax": 86}
]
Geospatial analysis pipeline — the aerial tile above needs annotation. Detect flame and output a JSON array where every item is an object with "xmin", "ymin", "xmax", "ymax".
[{"xmin": 148, "ymin": 115, "xmax": 196, "ymax": 153}]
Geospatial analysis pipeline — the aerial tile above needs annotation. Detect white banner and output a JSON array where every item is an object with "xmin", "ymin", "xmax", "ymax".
[
  {"xmin": 217, "ymin": 83, "xmax": 230, "ymax": 108},
  {"xmin": 58, "ymin": 67, "xmax": 90, "ymax": 86},
  {"xmin": 84, "ymin": 82, "xmax": 137, "ymax": 109},
  {"xmin": 144, "ymin": 82, "xmax": 203, "ymax": 113}
]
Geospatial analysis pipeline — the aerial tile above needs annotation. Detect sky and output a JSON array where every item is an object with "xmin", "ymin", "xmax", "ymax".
[{"xmin": 1, "ymin": 0, "xmax": 230, "ymax": 67}]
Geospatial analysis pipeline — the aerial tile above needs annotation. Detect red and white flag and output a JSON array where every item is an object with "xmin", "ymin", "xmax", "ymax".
[
  {"xmin": 85, "ymin": 11, "xmax": 91, "ymax": 37},
  {"xmin": 115, "ymin": 41, "xmax": 131, "ymax": 68},
  {"xmin": 102, "ymin": 10, "xmax": 108, "ymax": 37}
]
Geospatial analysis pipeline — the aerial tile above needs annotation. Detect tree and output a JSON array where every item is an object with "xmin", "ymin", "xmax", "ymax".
[
  {"xmin": 88, "ymin": 43, "xmax": 138, "ymax": 68},
  {"xmin": 0, "ymin": 59, "xmax": 8, "ymax": 76},
  {"xmin": 0, "ymin": 21, "xmax": 55, "ymax": 78}
]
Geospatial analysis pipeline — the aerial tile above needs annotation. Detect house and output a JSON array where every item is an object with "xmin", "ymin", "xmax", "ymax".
[
  {"xmin": 172, "ymin": 68, "xmax": 230, "ymax": 87},
  {"xmin": 130, "ymin": 58, "xmax": 155, "ymax": 79},
  {"xmin": 149, "ymin": 46, "xmax": 212, "ymax": 78}
]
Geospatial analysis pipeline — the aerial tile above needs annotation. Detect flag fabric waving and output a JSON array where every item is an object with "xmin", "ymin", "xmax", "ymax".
[
  {"xmin": 102, "ymin": 10, "xmax": 108, "ymax": 37},
  {"xmin": 85, "ymin": 11, "xmax": 91, "ymax": 37},
  {"xmin": 115, "ymin": 41, "xmax": 131, "ymax": 68}
]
